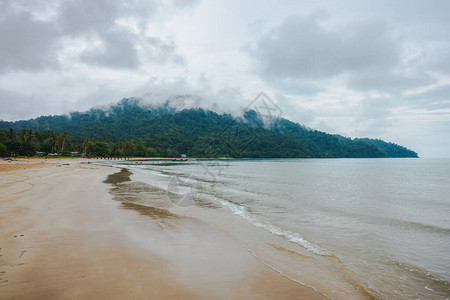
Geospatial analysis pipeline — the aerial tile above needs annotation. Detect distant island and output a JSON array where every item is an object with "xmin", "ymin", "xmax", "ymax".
[{"xmin": 0, "ymin": 98, "xmax": 418, "ymax": 158}]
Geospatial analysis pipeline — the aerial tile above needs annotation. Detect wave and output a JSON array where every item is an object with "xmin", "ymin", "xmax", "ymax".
[
  {"xmin": 317, "ymin": 204, "xmax": 450, "ymax": 235},
  {"xmin": 391, "ymin": 218, "xmax": 450, "ymax": 235},
  {"xmin": 219, "ymin": 199, "xmax": 329, "ymax": 256}
]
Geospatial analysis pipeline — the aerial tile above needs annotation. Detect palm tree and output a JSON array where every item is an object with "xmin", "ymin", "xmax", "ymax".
[
  {"xmin": 82, "ymin": 138, "xmax": 92, "ymax": 157},
  {"xmin": 17, "ymin": 129, "xmax": 27, "ymax": 155},
  {"xmin": 49, "ymin": 131, "xmax": 57, "ymax": 154},
  {"xmin": 17, "ymin": 129, "xmax": 35, "ymax": 156},
  {"xmin": 8, "ymin": 128, "xmax": 15, "ymax": 139},
  {"xmin": 58, "ymin": 132, "xmax": 68, "ymax": 154}
]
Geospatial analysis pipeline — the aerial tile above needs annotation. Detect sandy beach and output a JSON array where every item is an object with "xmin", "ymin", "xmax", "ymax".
[{"xmin": 0, "ymin": 160, "xmax": 326, "ymax": 299}]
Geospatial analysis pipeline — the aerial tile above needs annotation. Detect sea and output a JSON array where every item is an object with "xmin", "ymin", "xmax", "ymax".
[{"xmin": 102, "ymin": 158, "xmax": 450, "ymax": 299}]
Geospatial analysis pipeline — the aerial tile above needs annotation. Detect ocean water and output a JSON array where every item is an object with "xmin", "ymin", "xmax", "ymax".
[{"xmin": 106, "ymin": 158, "xmax": 450, "ymax": 299}]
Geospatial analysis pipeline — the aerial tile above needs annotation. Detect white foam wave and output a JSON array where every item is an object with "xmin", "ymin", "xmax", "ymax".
[{"xmin": 219, "ymin": 200, "xmax": 329, "ymax": 256}]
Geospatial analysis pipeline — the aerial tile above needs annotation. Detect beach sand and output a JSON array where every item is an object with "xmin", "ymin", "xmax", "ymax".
[{"xmin": 0, "ymin": 160, "xmax": 326, "ymax": 299}]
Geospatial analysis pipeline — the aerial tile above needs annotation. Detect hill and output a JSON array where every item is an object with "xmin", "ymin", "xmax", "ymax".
[{"xmin": 0, "ymin": 98, "xmax": 418, "ymax": 158}]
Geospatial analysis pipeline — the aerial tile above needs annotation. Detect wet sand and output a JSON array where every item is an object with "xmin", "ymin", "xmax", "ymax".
[{"xmin": 0, "ymin": 161, "xmax": 326, "ymax": 299}]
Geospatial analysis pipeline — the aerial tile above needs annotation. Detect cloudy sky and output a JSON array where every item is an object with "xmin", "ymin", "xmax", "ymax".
[{"xmin": 1, "ymin": 0, "xmax": 449, "ymax": 157}]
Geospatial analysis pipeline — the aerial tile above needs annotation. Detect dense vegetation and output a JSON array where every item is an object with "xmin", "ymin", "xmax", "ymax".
[{"xmin": 0, "ymin": 98, "xmax": 418, "ymax": 158}]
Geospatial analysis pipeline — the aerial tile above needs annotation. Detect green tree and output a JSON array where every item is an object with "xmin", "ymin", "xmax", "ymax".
[
  {"xmin": 146, "ymin": 147, "xmax": 157, "ymax": 157},
  {"xmin": 90, "ymin": 141, "xmax": 111, "ymax": 157},
  {"xmin": 0, "ymin": 143, "xmax": 8, "ymax": 157},
  {"xmin": 58, "ymin": 131, "xmax": 69, "ymax": 154},
  {"xmin": 17, "ymin": 129, "xmax": 36, "ymax": 156},
  {"xmin": 82, "ymin": 138, "xmax": 92, "ymax": 156}
]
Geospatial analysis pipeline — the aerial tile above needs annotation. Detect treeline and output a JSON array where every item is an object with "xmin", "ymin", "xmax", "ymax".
[
  {"xmin": 0, "ymin": 129, "xmax": 163, "ymax": 157},
  {"xmin": 0, "ymin": 129, "xmax": 69, "ymax": 157},
  {"xmin": 0, "ymin": 98, "xmax": 418, "ymax": 158}
]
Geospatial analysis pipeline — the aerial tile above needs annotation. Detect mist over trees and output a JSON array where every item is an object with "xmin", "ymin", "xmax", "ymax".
[{"xmin": 0, "ymin": 98, "xmax": 418, "ymax": 158}]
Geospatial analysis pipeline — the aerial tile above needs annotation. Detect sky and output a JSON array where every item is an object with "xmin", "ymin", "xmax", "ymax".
[{"xmin": 0, "ymin": 0, "xmax": 449, "ymax": 157}]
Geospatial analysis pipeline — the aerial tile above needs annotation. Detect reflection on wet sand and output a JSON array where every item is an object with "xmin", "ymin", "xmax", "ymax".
[
  {"xmin": 106, "ymin": 168, "xmax": 172, "ymax": 209},
  {"xmin": 106, "ymin": 168, "xmax": 220, "ymax": 211},
  {"xmin": 103, "ymin": 167, "xmax": 329, "ymax": 299},
  {"xmin": 103, "ymin": 168, "xmax": 132, "ymax": 185},
  {"xmin": 121, "ymin": 202, "xmax": 178, "ymax": 220}
]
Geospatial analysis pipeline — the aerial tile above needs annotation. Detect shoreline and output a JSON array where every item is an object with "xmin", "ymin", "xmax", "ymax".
[
  {"xmin": 0, "ymin": 160, "xmax": 327, "ymax": 299},
  {"xmin": 101, "ymin": 162, "xmax": 373, "ymax": 299}
]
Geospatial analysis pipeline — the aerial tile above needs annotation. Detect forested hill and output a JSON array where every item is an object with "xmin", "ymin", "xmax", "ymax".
[{"xmin": 0, "ymin": 98, "xmax": 418, "ymax": 158}]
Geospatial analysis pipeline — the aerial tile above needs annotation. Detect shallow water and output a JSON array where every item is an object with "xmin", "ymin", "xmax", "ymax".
[{"xmin": 103, "ymin": 158, "xmax": 450, "ymax": 299}]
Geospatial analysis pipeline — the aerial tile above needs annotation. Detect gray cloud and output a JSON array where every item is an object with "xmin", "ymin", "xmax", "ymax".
[
  {"xmin": 270, "ymin": 78, "xmax": 324, "ymax": 96},
  {"xmin": 0, "ymin": 89, "xmax": 51, "ymax": 120},
  {"xmin": 354, "ymin": 98, "xmax": 393, "ymax": 136},
  {"xmin": 80, "ymin": 29, "xmax": 140, "ymax": 69},
  {"xmin": 250, "ymin": 15, "xmax": 399, "ymax": 79},
  {"xmin": 409, "ymin": 84, "xmax": 450, "ymax": 102},
  {"xmin": 0, "ymin": 11, "xmax": 59, "ymax": 71},
  {"xmin": 422, "ymin": 44, "xmax": 450, "ymax": 75},
  {"xmin": 57, "ymin": 0, "xmax": 118, "ymax": 35},
  {"xmin": 249, "ymin": 13, "xmax": 438, "ymax": 93},
  {"xmin": 404, "ymin": 84, "xmax": 450, "ymax": 110},
  {"xmin": 274, "ymin": 93, "xmax": 315, "ymax": 124},
  {"xmin": 0, "ymin": 0, "xmax": 188, "ymax": 72},
  {"xmin": 142, "ymin": 37, "xmax": 185, "ymax": 65},
  {"xmin": 347, "ymin": 69, "xmax": 435, "ymax": 93},
  {"xmin": 59, "ymin": 0, "xmax": 184, "ymax": 69}
]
